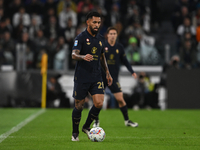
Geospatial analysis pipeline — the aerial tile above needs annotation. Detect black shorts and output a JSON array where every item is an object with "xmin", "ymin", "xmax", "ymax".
[
  {"xmin": 73, "ymin": 81, "xmax": 105, "ymax": 100},
  {"xmin": 103, "ymin": 77, "xmax": 122, "ymax": 93}
]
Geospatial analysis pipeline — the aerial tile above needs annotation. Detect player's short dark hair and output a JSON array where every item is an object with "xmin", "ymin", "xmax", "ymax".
[
  {"xmin": 106, "ymin": 27, "xmax": 118, "ymax": 34},
  {"xmin": 86, "ymin": 11, "xmax": 101, "ymax": 21}
]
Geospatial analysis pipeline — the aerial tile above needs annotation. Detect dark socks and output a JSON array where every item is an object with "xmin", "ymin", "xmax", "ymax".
[
  {"xmin": 84, "ymin": 105, "xmax": 101, "ymax": 128},
  {"xmin": 72, "ymin": 107, "xmax": 82, "ymax": 134},
  {"xmin": 120, "ymin": 105, "xmax": 129, "ymax": 120}
]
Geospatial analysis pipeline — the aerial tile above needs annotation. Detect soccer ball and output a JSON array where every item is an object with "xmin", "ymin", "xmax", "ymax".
[{"xmin": 89, "ymin": 127, "xmax": 106, "ymax": 142}]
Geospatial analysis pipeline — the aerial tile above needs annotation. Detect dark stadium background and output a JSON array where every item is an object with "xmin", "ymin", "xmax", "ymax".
[{"xmin": 0, "ymin": 0, "xmax": 200, "ymax": 109}]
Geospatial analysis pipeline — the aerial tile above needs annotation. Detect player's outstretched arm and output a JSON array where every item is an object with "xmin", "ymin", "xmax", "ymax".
[
  {"xmin": 100, "ymin": 53, "xmax": 113, "ymax": 86},
  {"xmin": 121, "ymin": 51, "xmax": 137, "ymax": 78},
  {"xmin": 72, "ymin": 49, "xmax": 93, "ymax": 61}
]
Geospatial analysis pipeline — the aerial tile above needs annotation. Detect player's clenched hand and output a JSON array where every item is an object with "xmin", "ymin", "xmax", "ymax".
[
  {"xmin": 83, "ymin": 54, "xmax": 93, "ymax": 61},
  {"xmin": 107, "ymin": 73, "xmax": 113, "ymax": 86}
]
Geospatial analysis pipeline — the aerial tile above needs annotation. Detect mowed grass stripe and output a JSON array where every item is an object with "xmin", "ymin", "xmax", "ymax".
[
  {"xmin": 0, "ymin": 108, "xmax": 42, "ymax": 135},
  {"xmin": 5, "ymin": 135, "xmax": 200, "ymax": 139},
  {"xmin": 0, "ymin": 109, "xmax": 200, "ymax": 150},
  {"xmin": 0, "ymin": 109, "xmax": 45, "ymax": 143}
]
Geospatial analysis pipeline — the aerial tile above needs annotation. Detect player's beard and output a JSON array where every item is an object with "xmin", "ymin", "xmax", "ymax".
[{"xmin": 90, "ymin": 26, "xmax": 99, "ymax": 35}]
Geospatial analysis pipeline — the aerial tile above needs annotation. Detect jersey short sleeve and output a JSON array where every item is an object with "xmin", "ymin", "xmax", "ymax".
[{"xmin": 72, "ymin": 34, "xmax": 83, "ymax": 51}]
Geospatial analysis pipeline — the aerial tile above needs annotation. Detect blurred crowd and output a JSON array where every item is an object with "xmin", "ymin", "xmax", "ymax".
[
  {"xmin": 0, "ymin": 0, "xmax": 200, "ymax": 71},
  {"xmin": 171, "ymin": 0, "xmax": 200, "ymax": 69}
]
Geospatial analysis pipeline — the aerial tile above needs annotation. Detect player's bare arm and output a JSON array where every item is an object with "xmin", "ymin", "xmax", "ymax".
[
  {"xmin": 100, "ymin": 53, "xmax": 113, "ymax": 86},
  {"xmin": 72, "ymin": 49, "xmax": 93, "ymax": 61}
]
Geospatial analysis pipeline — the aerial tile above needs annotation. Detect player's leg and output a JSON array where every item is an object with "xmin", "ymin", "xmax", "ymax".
[
  {"xmin": 72, "ymin": 99, "xmax": 85, "ymax": 141},
  {"xmin": 84, "ymin": 94, "xmax": 104, "ymax": 127},
  {"xmin": 93, "ymin": 79, "xmax": 107, "ymax": 127},
  {"xmin": 114, "ymin": 92, "xmax": 138, "ymax": 127},
  {"xmin": 72, "ymin": 83, "xmax": 89, "ymax": 141},
  {"xmin": 82, "ymin": 94, "xmax": 104, "ymax": 136},
  {"xmin": 82, "ymin": 81, "xmax": 104, "ymax": 136}
]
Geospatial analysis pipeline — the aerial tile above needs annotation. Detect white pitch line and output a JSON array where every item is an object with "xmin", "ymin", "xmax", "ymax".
[{"xmin": 0, "ymin": 109, "xmax": 45, "ymax": 143}]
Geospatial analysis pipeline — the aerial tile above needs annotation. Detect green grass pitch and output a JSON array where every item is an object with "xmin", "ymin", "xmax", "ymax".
[{"xmin": 0, "ymin": 108, "xmax": 200, "ymax": 150}]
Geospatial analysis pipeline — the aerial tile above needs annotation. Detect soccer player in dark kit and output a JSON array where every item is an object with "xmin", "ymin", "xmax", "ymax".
[
  {"xmin": 71, "ymin": 11, "xmax": 113, "ymax": 141},
  {"xmin": 93, "ymin": 27, "xmax": 139, "ymax": 128}
]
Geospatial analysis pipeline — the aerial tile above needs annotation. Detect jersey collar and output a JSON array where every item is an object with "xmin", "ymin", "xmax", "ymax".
[
  {"xmin": 107, "ymin": 41, "xmax": 116, "ymax": 48},
  {"xmin": 85, "ymin": 28, "xmax": 99, "ymax": 38}
]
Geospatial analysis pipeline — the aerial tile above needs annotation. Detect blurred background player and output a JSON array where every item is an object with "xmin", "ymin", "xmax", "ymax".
[
  {"xmin": 71, "ymin": 11, "xmax": 112, "ymax": 141},
  {"xmin": 93, "ymin": 27, "xmax": 138, "ymax": 128}
]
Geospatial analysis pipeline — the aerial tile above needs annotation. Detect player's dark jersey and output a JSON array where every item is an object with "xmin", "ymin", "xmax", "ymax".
[
  {"xmin": 103, "ymin": 41, "xmax": 134, "ymax": 80},
  {"xmin": 72, "ymin": 29, "xmax": 105, "ymax": 83}
]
